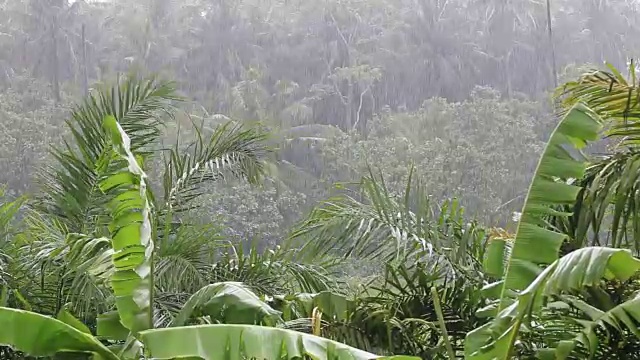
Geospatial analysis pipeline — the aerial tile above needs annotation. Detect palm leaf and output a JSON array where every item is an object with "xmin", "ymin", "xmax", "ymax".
[
  {"xmin": 557, "ymin": 62, "xmax": 640, "ymax": 125},
  {"xmin": 210, "ymin": 242, "xmax": 336, "ymax": 294},
  {"xmin": 567, "ymin": 151, "xmax": 640, "ymax": 251},
  {"xmin": 289, "ymin": 167, "xmax": 479, "ymax": 265},
  {"xmin": 14, "ymin": 215, "xmax": 111, "ymax": 318},
  {"xmin": 154, "ymin": 224, "xmax": 222, "ymax": 294},
  {"xmin": 33, "ymin": 76, "xmax": 178, "ymax": 232},
  {"xmin": 555, "ymin": 62, "xmax": 640, "ymax": 254},
  {"xmin": 0, "ymin": 190, "xmax": 25, "ymax": 285},
  {"xmin": 162, "ymin": 120, "xmax": 269, "ymax": 213},
  {"xmin": 550, "ymin": 293, "xmax": 640, "ymax": 358}
]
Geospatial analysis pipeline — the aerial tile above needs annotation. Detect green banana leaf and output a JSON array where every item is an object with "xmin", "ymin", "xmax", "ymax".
[
  {"xmin": 0, "ymin": 307, "xmax": 119, "ymax": 360},
  {"xmin": 57, "ymin": 303, "xmax": 92, "ymax": 334},
  {"xmin": 140, "ymin": 324, "xmax": 417, "ymax": 360},
  {"xmin": 482, "ymin": 237, "xmax": 510, "ymax": 278},
  {"xmin": 170, "ymin": 282, "xmax": 282, "ymax": 327},
  {"xmin": 99, "ymin": 115, "xmax": 154, "ymax": 334},
  {"xmin": 466, "ymin": 247, "xmax": 640, "ymax": 360},
  {"xmin": 497, "ymin": 103, "xmax": 602, "ymax": 296},
  {"xmin": 97, "ymin": 310, "xmax": 130, "ymax": 341},
  {"xmin": 275, "ymin": 291, "xmax": 355, "ymax": 322}
]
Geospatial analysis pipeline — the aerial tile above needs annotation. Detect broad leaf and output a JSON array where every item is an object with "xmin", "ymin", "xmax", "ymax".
[
  {"xmin": 140, "ymin": 324, "xmax": 415, "ymax": 360},
  {"xmin": 483, "ymin": 237, "xmax": 510, "ymax": 278},
  {"xmin": 0, "ymin": 307, "xmax": 118, "ymax": 360},
  {"xmin": 97, "ymin": 310, "xmax": 130, "ymax": 341},
  {"xmin": 498, "ymin": 103, "xmax": 602, "ymax": 296},
  {"xmin": 57, "ymin": 303, "xmax": 92, "ymax": 334},
  {"xmin": 100, "ymin": 115, "xmax": 154, "ymax": 334},
  {"xmin": 170, "ymin": 282, "xmax": 282, "ymax": 327},
  {"xmin": 275, "ymin": 291, "xmax": 355, "ymax": 322},
  {"xmin": 466, "ymin": 247, "xmax": 640, "ymax": 359}
]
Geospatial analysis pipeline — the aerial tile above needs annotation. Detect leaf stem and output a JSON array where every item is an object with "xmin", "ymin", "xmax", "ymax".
[{"xmin": 431, "ymin": 286, "xmax": 456, "ymax": 359}]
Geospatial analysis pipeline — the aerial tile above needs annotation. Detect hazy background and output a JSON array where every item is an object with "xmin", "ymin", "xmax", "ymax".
[{"xmin": 0, "ymin": 0, "xmax": 637, "ymax": 244}]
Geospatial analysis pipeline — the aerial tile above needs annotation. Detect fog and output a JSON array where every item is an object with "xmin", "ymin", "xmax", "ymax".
[{"xmin": 0, "ymin": 0, "xmax": 637, "ymax": 242}]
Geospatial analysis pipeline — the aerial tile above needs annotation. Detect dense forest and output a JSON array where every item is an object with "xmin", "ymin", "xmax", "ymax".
[
  {"xmin": 2, "ymin": 0, "xmax": 640, "ymax": 359},
  {"xmin": 4, "ymin": 0, "xmax": 640, "ymax": 236}
]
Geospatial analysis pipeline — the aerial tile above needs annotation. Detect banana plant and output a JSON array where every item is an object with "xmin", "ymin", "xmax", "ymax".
[
  {"xmin": 467, "ymin": 247, "xmax": 640, "ymax": 359},
  {"xmin": 0, "ymin": 116, "xmax": 417, "ymax": 360},
  {"xmin": 465, "ymin": 103, "xmax": 609, "ymax": 359}
]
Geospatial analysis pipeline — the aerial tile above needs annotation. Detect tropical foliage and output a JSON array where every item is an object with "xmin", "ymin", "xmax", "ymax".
[
  {"xmin": 5, "ymin": 1, "xmax": 640, "ymax": 359},
  {"xmin": 0, "ymin": 86, "xmax": 404, "ymax": 359},
  {"xmin": 2, "ymin": 63, "xmax": 640, "ymax": 359}
]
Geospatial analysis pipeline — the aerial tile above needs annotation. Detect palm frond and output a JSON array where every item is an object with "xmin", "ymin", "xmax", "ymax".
[
  {"xmin": 289, "ymin": 167, "xmax": 485, "ymax": 266},
  {"xmin": 560, "ymin": 151, "xmax": 640, "ymax": 252},
  {"xmin": 155, "ymin": 224, "xmax": 223, "ymax": 294},
  {"xmin": 556, "ymin": 293, "xmax": 640, "ymax": 357},
  {"xmin": 15, "ymin": 207, "xmax": 111, "ymax": 320},
  {"xmin": 162, "ymin": 120, "xmax": 269, "ymax": 213},
  {"xmin": 209, "ymin": 242, "xmax": 336, "ymax": 295},
  {"xmin": 555, "ymin": 62, "xmax": 640, "ymax": 253},
  {"xmin": 153, "ymin": 291, "xmax": 190, "ymax": 328},
  {"xmin": 33, "ymin": 76, "xmax": 179, "ymax": 232},
  {"xmin": 557, "ymin": 62, "xmax": 639, "ymax": 123},
  {"xmin": 361, "ymin": 261, "xmax": 483, "ymax": 358},
  {"xmin": 70, "ymin": 75, "xmax": 180, "ymax": 159},
  {"xmin": 0, "ymin": 188, "xmax": 25, "ymax": 285}
]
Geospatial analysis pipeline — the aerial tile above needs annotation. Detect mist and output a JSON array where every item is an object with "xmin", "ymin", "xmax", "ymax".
[{"xmin": 0, "ymin": 0, "xmax": 635, "ymax": 241}]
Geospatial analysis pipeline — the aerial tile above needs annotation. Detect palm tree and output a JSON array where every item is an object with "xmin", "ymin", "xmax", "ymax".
[
  {"xmin": 289, "ymin": 167, "xmax": 489, "ymax": 358},
  {"xmin": 7, "ymin": 74, "xmax": 335, "ymax": 327},
  {"xmin": 0, "ymin": 80, "xmax": 395, "ymax": 359},
  {"xmin": 554, "ymin": 61, "xmax": 640, "ymax": 252}
]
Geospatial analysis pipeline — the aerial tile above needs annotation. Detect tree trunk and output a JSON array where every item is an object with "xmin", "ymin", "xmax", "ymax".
[
  {"xmin": 546, "ymin": 0, "xmax": 558, "ymax": 88},
  {"xmin": 81, "ymin": 24, "xmax": 89, "ymax": 94},
  {"xmin": 51, "ymin": 16, "xmax": 61, "ymax": 103},
  {"xmin": 504, "ymin": 56, "xmax": 513, "ymax": 99},
  {"xmin": 345, "ymin": 81, "xmax": 353, "ymax": 131}
]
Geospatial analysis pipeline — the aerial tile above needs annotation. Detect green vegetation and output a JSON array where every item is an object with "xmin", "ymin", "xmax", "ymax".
[
  {"xmin": 4, "ymin": 0, "xmax": 640, "ymax": 359},
  {"xmin": 1, "ymin": 64, "xmax": 640, "ymax": 358}
]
